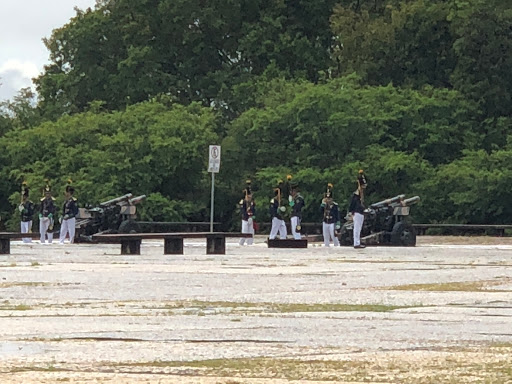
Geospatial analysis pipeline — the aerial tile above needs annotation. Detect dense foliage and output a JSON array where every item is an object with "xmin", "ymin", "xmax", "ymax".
[{"xmin": 0, "ymin": 0, "xmax": 511, "ymax": 229}]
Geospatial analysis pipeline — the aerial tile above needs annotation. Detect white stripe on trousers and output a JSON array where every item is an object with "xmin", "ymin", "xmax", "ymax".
[
  {"xmin": 353, "ymin": 212, "xmax": 364, "ymax": 246},
  {"xmin": 59, "ymin": 217, "xmax": 76, "ymax": 244},
  {"xmin": 39, "ymin": 218, "xmax": 54, "ymax": 243},
  {"xmin": 291, "ymin": 216, "xmax": 301, "ymax": 240},
  {"xmin": 269, "ymin": 217, "xmax": 287, "ymax": 240},
  {"xmin": 240, "ymin": 218, "xmax": 254, "ymax": 245},
  {"xmin": 322, "ymin": 222, "xmax": 339, "ymax": 247},
  {"xmin": 20, "ymin": 220, "xmax": 32, "ymax": 243}
]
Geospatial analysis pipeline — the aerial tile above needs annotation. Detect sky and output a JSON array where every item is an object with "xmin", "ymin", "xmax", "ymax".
[{"xmin": 0, "ymin": 0, "xmax": 98, "ymax": 102}]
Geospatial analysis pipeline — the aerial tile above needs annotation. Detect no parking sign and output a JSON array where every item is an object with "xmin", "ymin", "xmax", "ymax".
[{"xmin": 208, "ymin": 145, "xmax": 221, "ymax": 173}]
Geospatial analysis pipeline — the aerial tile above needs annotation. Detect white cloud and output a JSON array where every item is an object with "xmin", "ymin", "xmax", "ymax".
[
  {"xmin": 0, "ymin": 0, "xmax": 97, "ymax": 101},
  {"xmin": 0, "ymin": 60, "xmax": 40, "ymax": 81},
  {"xmin": 0, "ymin": 60, "xmax": 40, "ymax": 101}
]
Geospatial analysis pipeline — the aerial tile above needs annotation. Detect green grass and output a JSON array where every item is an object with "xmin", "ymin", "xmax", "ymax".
[
  {"xmin": 0, "ymin": 282, "xmax": 49, "ymax": 288},
  {"xmin": 0, "ymin": 304, "xmax": 32, "ymax": 311},
  {"xmin": 115, "ymin": 353, "xmax": 512, "ymax": 383},
  {"xmin": 157, "ymin": 300, "xmax": 416, "ymax": 313},
  {"xmin": 388, "ymin": 279, "xmax": 512, "ymax": 292}
]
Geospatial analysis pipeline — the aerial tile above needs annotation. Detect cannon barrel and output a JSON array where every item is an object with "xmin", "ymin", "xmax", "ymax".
[
  {"xmin": 119, "ymin": 195, "xmax": 146, "ymax": 207},
  {"xmin": 119, "ymin": 195, "xmax": 147, "ymax": 206},
  {"xmin": 99, "ymin": 193, "xmax": 133, "ymax": 207},
  {"xmin": 370, "ymin": 194, "xmax": 406, "ymax": 209},
  {"xmin": 390, "ymin": 195, "xmax": 420, "ymax": 208},
  {"xmin": 400, "ymin": 196, "xmax": 420, "ymax": 206},
  {"xmin": 129, "ymin": 194, "xmax": 146, "ymax": 205}
]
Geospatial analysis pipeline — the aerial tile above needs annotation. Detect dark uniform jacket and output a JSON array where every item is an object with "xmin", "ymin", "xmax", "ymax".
[
  {"xmin": 240, "ymin": 200, "xmax": 256, "ymax": 221},
  {"xmin": 62, "ymin": 197, "xmax": 79, "ymax": 220},
  {"xmin": 40, "ymin": 197, "xmax": 56, "ymax": 218},
  {"xmin": 20, "ymin": 201, "xmax": 35, "ymax": 222},
  {"xmin": 291, "ymin": 193, "xmax": 305, "ymax": 218},
  {"xmin": 269, "ymin": 198, "xmax": 285, "ymax": 220},
  {"xmin": 321, "ymin": 201, "xmax": 340, "ymax": 224},
  {"xmin": 349, "ymin": 193, "xmax": 365, "ymax": 215}
]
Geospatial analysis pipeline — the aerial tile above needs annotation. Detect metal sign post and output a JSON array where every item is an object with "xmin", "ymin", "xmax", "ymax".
[{"xmin": 208, "ymin": 145, "xmax": 221, "ymax": 232}]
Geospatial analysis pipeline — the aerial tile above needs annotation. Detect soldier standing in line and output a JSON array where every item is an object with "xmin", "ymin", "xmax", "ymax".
[
  {"xmin": 349, "ymin": 170, "xmax": 367, "ymax": 249},
  {"xmin": 59, "ymin": 185, "xmax": 79, "ymax": 244},
  {"xmin": 320, "ymin": 183, "xmax": 340, "ymax": 247},
  {"xmin": 269, "ymin": 183, "xmax": 287, "ymax": 240},
  {"xmin": 289, "ymin": 182, "xmax": 305, "ymax": 240},
  {"xmin": 39, "ymin": 184, "xmax": 56, "ymax": 244},
  {"xmin": 239, "ymin": 180, "xmax": 256, "ymax": 246},
  {"xmin": 19, "ymin": 184, "xmax": 34, "ymax": 243}
]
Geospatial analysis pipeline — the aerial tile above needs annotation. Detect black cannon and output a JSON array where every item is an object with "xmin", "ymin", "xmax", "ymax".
[
  {"xmin": 338, "ymin": 195, "xmax": 420, "ymax": 246},
  {"xmin": 75, "ymin": 193, "xmax": 146, "ymax": 241}
]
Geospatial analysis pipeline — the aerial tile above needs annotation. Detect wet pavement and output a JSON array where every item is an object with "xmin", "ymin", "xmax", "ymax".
[{"xmin": 0, "ymin": 236, "xmax": 511, "ymax": 383}]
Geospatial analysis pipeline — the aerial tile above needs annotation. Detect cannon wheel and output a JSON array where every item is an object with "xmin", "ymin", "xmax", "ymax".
[
  {"xmin": 338, "ymin": 223, "xmax": 353, "ymax": 246},
  {"xmin": 390, "ymin": 221, "xmax": 416, "ymax": 246},
  {"xmin": 118, "ymin": 219, "xmax": 141, "ymax": 234}
]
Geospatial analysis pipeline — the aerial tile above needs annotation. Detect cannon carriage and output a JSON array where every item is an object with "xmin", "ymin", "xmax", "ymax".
[
  {"xmin": 75, "ymin": 193, "xmax": 146, "ymax": 242},
  {"xmin": 338, "ymin": 195, "xmax": 420, "ymax": 246}
]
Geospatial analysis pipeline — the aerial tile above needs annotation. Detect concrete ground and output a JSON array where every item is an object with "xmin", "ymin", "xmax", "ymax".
[{"xmin": 0, "ymin": 236, "xmax": 511, "ymax": 383}]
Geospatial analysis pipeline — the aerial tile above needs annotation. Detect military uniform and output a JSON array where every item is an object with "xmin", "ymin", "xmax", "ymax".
[
  {"xmin": 269, "ymin": 187, "xmax": 287, "ymax": 240},
  {"xmin": 349, "ymin": 170, "xmax": 367, "ymax": 248},
  {"xmin": 19, "ymin": 188, "xmax": 35, "ymax": 243},
  {"xmin": 59, "ymin": 186, "xmax": 78, "ymax": 244},
  {"xmin": 239, "ymin": 181, "xmax": 256, "ymax": 245},
  {"xmin": 320, "ymin": 183, "xmax": 340, "ymax": 247},
  {"xmin": 39, "ymin": 186, "xmax": 56, "ymax": 244},
  {"xmin": 289, "ymin": 183, "xmax": 305, "ymax": 240}
]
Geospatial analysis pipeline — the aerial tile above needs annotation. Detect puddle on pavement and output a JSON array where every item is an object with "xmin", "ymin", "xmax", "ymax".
[{"xmin": 0, "ymin": 342, "xmax": 44, "ymax": 358}]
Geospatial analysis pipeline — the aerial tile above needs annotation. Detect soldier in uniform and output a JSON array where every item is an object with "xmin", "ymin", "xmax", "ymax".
[
  {"xmin": 320, "ymin": 183, "xmax": 340, "ymax": 247},
  {"xmin": 39, "ymin": 184, "xmax": 56, "ymax": 244},
  {"xmin": 19, "ymin": 185, "xmax": 35, "ymax": 243},
  {"xmin": 59, "ymin": 185, "xmax": 79, "ymax": 244},
  {"xmin": 239, "ymin": 180, "xmax": 256, "ymax": 245},
  {"xmin": 289, "ymin": 182, "xmax": 305, "ymax": 240},
  {"xmin": 349, "ymin": 170, "xmax": 367, "ymax": 248},
  {"xmin": 269, "ymin": 183, "xmax": 287, "ymax": 240}
]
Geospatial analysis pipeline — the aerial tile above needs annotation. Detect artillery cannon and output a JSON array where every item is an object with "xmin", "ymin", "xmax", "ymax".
[
  {"xmin": 75, "ymin": 193, "xmax": 146, "ymax": 241},
  {"xmin": 339, "ymin": 194, "xmax": 420, "ymax": 246}
]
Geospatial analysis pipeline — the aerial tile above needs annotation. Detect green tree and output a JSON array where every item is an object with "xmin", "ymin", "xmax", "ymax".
[
  {"xmin": 35, "ymin": 0, "xmax": 339, "ymax": 118},
  {"xmin": 419, "ymin": 150, "xmax": 512, "ymax": 224},
  {"xmin": 0, "ymin": 100, "xmax": 218, "ymax": 227},
  {"xmin": 450, "ymin": 0, "xmax": 512, "ymax": 118},
  {"xmin": 330, "ymin": 1, "xmax": 456, "ymax": 88}
]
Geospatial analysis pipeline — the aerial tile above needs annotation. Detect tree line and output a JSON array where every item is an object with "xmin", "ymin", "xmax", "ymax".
[{"xmin": 0, "ymin": 0, "xmax": 511, "ymax": 230}]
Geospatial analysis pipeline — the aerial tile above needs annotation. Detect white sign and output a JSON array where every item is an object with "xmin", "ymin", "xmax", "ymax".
[{"xmin": 208, "ymin": 145, "xmax": 221, "ymax": 173}]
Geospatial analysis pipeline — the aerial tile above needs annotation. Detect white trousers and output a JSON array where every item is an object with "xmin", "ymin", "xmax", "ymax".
[
  {"xmin": 240, "ymin": 218, "xmax": 254, "ymax": 245},
  {"xmin": 39, "ymin": 218, "xmax": 54, "ymax": 244},
  {"xmin": 353, "ymin": 212, "xmax": 364, "ymax": 246},
  {"xmin": 291, "ymin": 216, "xmax": 301, "ymax": 240},
  {"xmin": 21, "ymin": 220, "xmax": 32, "ymax": 243},
  {"xmin": 269, "ymin": 217, "xmax": 287, "ymax": 240},
  {"xmin": 322, "ymin": 222, "xmax": 339, "ymax": 247},
  {"xmin": 59, "ymin": 217, "xmax": 76, "ymax": 244}
]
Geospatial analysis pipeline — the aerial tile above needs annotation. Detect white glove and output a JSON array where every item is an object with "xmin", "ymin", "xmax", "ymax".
[
  {"xmin": 18, "ymin": 204, "xmax": 24, "ymax": 212},
  {"xmin": 279, "ymin": 206, "xmax": 286, "ymax": 212},
  {"xmin": 288, "ymin": 195, "xmax": 293, "ymax": 203}
]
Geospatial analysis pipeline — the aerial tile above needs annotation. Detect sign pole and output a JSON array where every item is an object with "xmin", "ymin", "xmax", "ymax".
[
  {"xmin": 210, "ymin": 171, "xmax": 215, "ymax": 233},
  {"xmin": 208, "ymin": 145, "xmax": 221, "ymax": 233}
]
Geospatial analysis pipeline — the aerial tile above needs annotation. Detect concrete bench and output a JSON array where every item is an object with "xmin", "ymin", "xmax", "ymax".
[
  {"xmin": 413, "ymin": 224, "xmax": 512, "ymax": 236},
  {"xmin": 0, "ymin": 232, "xmax": 45, "ymax": 254},
  {"xmin": 267, "ymin": 238, "xmax": 308, "ymax": 248},
  {"xmin": 92, "ymin": 232, "xmax": 253, "ymax": 255}
]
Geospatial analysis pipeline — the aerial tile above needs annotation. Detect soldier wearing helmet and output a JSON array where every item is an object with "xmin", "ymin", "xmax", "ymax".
[
  {"xmin": 320, "ymin": 183, "xmax": 340, "ymax": 247},
  {"xmin": 239, "ymin": 180, "xmax": 256, "ymax": 245},
  {"xmin": 349, "ymin": 170, "xmax": 367, "ymax": 248}
]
